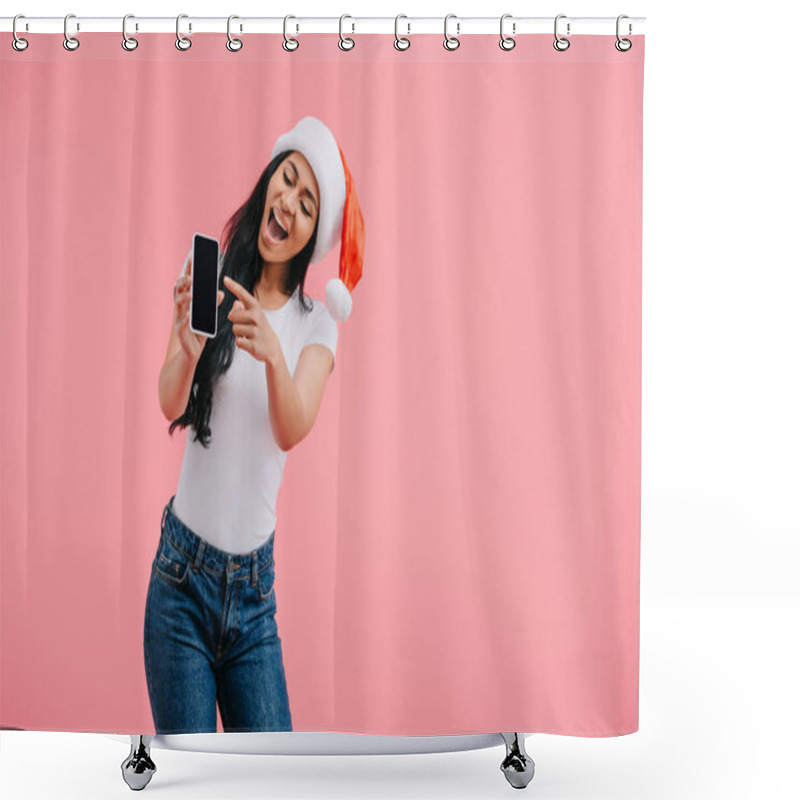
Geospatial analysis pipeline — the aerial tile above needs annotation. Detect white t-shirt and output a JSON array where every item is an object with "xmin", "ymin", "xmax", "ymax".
[{"xmin": 171, "ymin": 250, "xmax": 338, "ymax": 554}]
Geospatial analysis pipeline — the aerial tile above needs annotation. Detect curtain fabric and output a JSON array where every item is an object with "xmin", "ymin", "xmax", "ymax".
[{"xmin": 0, "ymin": 31, "xmax": 644, "ymax": 736}]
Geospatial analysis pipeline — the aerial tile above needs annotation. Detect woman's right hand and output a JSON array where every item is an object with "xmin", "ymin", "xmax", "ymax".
[{"xmin": 173, "ymin": 254, "xmax": 225, "ymax": 363}]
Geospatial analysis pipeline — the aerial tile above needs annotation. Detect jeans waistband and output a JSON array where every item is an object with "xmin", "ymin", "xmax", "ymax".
[{"xmin": 160, "ymin": 494, "xmax": 275, "ymax": 583}]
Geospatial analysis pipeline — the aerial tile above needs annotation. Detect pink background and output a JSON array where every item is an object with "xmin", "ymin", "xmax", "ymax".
[{"xmin": 1, "ymin": 33, "xmax": 643, "ymax": 736}]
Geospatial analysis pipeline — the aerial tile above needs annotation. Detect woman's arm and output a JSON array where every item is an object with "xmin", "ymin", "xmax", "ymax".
[
  {"xmin": 160, "ymin": 254, "xmax": 223, "ymax": 422},
  {"xmin": 159, "ymin": 284, "xmax": 201, "ymax": 422},
  {"xmin": 221, "ymin": 275, "xmax": 333, "ymax": 450},
  {"xmin": 159, "ymin": 344, "xmax": 199, "ymax": 422},
  {"xmin": 265, "ymin": 344, "xmax": 334, "ymax": 451}
]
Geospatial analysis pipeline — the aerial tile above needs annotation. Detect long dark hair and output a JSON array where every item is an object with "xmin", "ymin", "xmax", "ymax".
[{"xmin": 169, "ymin": 150, "xmax": 319, "ymax": 448}]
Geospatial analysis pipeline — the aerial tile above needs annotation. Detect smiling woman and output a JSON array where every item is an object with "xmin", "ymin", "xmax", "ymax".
[{"xmin": 145, "ymin": 116, "xmax": 365, "ymax": 735}]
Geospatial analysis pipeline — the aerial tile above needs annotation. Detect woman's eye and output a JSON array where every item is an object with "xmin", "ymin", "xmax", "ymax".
[{"xmin": 283, "ymin": 170, "xmax": 312, "ymax": 217}]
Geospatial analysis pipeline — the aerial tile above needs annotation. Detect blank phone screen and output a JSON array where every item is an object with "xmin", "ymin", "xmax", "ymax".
[{"xmin": 191, "ymin": 235, "xmax": 219, "ymax": 337}]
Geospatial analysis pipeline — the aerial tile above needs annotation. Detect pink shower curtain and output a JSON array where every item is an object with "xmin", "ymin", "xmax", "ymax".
[{"xmin": 1, "ymin": 31, "xmax": 644, "ymax": 736}]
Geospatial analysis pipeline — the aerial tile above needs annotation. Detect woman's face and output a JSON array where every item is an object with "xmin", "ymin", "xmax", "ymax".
[{"xmin": 258, "ymin": 152, "xmax": 320, "ymax": 264}]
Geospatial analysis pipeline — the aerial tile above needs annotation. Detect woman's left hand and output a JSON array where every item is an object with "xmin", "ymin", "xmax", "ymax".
[{"xmin": 223, "ymin": 276, "xmax": 281, "ymax": 365}]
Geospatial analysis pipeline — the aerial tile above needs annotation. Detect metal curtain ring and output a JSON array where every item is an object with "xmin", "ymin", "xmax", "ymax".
[
  {"xmin": 553, "ymin": 14, "xmax": 570, "ymax": 51},
  {"xmin": 122, "ymin": 14, "xmax": 139, "ymax": 51},
  {"xmin": 63, "ymin": 13, "xmax": 80, "ymax": 51},
  {"xmin": 615, "ymin": 14, "xmax": 632, "ymax": 51},
  {"xmin": 443, "ymin": 14, "xmax": 460, "ymax": 51},
  {"xmin": 227, "ymin": 15, "xmax": 243, "ymax": 52},
  {"xmin": 176, "ymin": 14, "xmax": 191, "ymax": 51},
  {"xmin": 339, "ymin": 14, "xmax": 355, "ymax": 51},
  {"xmin": 12, "ymin": 14, "xmax": 29, "ymax": 52},
  {"xmin": 283, "ymin": 15, "xmax": 299, "ymax": 51},
  {"xmin": 394, "ymin": 14, "xmax": 410, "ymax": 51},
  {"xmin": 499, "ymin": 14, "xmax": 516, "ymax": 50}
]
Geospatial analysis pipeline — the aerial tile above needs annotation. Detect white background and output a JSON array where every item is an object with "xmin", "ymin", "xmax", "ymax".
[{"xmin": 1, "ymin": 1, "xmax": 798, "ymax": 798}]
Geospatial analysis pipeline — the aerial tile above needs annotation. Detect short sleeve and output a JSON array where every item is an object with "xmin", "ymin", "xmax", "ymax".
[{"xmin": 304, "ymin": 303, "xmax": 338, "ymax": 372}]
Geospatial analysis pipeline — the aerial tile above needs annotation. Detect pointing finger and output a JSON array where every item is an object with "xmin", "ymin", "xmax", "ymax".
[{"xmin": 223, "ymin": 275, "xmax": 257, "ymax": 309}]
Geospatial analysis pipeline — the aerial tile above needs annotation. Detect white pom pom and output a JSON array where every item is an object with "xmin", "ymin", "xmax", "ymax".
[{"xmin": 325, "ymin": 277, "xmax": 353, "ymax": 322}]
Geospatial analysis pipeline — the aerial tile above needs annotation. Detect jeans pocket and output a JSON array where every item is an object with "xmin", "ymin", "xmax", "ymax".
[
  {"xmin": 257, "ymin": 557, "xmax": 275, "ymax": 601},
  {"xmin": 153, "ymin": 532, "xmax": 192, "ymax": 586}
]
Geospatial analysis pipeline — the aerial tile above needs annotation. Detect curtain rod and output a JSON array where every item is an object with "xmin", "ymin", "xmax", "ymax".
[{"xmin": 1, "ymin": 16, "xmax": 646, "ymax": 36}]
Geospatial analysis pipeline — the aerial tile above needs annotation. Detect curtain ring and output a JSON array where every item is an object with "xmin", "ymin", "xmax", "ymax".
[
  {"xmin": 615, "ymin": 14, "xmax": 632, "ymax": 52},
  {"xmin": 339, "ymin": 14, "xmax": 355, "ymax": 51},
  {"xmin": 63, "ymin": 13, "xmax": 80, "ymax": 51},
  {"xmin": 499, "ymin": 14, "xmax": 516, "ymax": 51},
  {"xmin": 443, "ymin": 14, "xmax": 460, "ymax": 51},
  {"xmin": 227, "ymin": 15, "xmax": 243, "ymax": 52},
  {"xmin": 122, "ymin": 14, "xmax": 139, "ymax": 51},
  {"xmin": 12, "ymin": 14, "xmax": 29, "ymax": 52},
  {"xmin": 553, "ymin": 14, "xmax": 570, "ymax": 51},
  {"xmin": 176, "ymin": 14, "xmax": 192, "ymax": 51},
  {"xmin": 394, "ymin": 14, "xmax": 410, "ymax": 51},
  {"xmin": 283, "ymin": 15, "xmax": 299, "ymax": 51}
]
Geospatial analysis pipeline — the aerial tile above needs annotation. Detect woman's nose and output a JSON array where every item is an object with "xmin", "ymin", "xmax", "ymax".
[{"xmin": 279, "ymin": 195, "xmax": 297, "ymax": 219}]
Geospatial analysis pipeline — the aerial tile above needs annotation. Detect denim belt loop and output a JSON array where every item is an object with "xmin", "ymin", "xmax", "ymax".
[
  {"xmin": 251, "ymin": 549, "xmax": 258, "ymax": 587},
  {"xmin": 160, "ymin": 504, "xmax": 169, "ymax": 532},
  {"xmin": 192, "ymin": 539, "xmax": 205, "ymax": 573}
]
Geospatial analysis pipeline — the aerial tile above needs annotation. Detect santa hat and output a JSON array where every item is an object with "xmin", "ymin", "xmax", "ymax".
[{"xmin": 270, "ymin": 116, "xmax": 364, "ymax": 322}]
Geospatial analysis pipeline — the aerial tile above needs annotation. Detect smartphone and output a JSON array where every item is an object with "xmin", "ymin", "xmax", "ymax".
[{"xmin": 190, "ymin": 233, "xmax": 220, "ymax": 338}]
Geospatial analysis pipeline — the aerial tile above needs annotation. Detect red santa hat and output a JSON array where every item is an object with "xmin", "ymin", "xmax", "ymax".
[{"xmin": 270, "ymin": 116, "xmax": 364, "ymax": 322}]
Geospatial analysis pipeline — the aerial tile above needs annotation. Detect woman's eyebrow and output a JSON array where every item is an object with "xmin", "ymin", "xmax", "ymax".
[{"xmin": 288, "ymin": 160, "xmax": 318, "ymax": 211}]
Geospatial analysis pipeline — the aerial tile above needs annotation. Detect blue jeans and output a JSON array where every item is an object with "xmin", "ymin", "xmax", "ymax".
[{"xmin": 143, "ymin": 495, "xmax": 292, "ymax": 733}]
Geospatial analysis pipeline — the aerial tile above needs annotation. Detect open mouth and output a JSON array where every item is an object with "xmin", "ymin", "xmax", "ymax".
[{"xmin": 267, "ymin": 208, "xmax": 288, "ymax": 242}]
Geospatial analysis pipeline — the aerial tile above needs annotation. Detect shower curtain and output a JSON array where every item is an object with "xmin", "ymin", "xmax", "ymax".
[{"xmin": 0, "ymin": 29, "xmax": 644, "ymax": 737}]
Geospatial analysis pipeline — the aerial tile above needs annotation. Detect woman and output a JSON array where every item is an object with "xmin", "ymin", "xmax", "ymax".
[{"xmin": 143, "ymin": 117, "xmax": 364, "ymax": 734}]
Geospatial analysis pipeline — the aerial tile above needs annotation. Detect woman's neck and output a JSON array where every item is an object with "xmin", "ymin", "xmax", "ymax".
[{"xmin": 255, "ymin": 262, "xmax": 291, "ymax": 309}]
